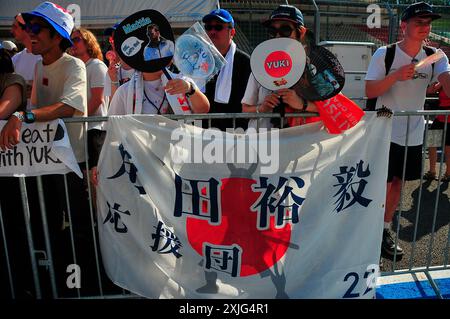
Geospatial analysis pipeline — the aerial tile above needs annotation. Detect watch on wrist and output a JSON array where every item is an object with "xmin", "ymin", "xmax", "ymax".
[
  {"xmin": 185, "ymin": 81, "xmax": 196, "ymax": 97},
  {"xmin": 301, "ymin": 97, "xmax": 308, "ymax": 112},
  {"xmin": 24, "ymin": 111, "xmax": 36, "ymax": 123},
  {"xmin": 12, "ymin": 111, "xmax": 24, "ymax": 122}
]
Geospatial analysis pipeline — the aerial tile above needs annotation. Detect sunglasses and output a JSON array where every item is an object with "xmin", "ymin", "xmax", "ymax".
[
  {"xmin": 204, "ymin": 24, "xmax": 231, "ymax": 31},
  {"xmin": 71, "ymin": 36, "xmax": 82, "ymax": 43},
  {"xmin": 25, "ymin": 23, "xmax": 49, "ymax": 35},
  {"xmin": 413, "ymin": 72, "xmax": 427, "ymax": 79},
  {"xmin": 268, "ymin": 25, "xmax": 295, "ymax": 38}
]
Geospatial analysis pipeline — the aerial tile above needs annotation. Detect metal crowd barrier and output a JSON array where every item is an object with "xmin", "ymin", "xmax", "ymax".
[{"xmin": 1, "ymin": 110, "xmax": 449, "ymax": 299}]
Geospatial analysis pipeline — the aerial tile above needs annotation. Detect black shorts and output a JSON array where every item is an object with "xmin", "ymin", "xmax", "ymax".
[
  {"xmin": 430, "ymin": 120, "xmax": 450, "ymax": 146},
  {"xmin": 387, "ymin": 143, "xmax": 423, "ymax": 182}
]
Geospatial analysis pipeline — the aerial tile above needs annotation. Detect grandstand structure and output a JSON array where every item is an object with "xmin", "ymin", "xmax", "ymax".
[{"xmin": 221, "ymin": 0, "xmax": 450, "ymax": 58}]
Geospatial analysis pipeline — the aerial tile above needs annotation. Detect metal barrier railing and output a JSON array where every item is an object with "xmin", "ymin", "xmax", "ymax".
[{"xmin": 1, "ymin": 110, "xmax": 449, "ymax": 299}]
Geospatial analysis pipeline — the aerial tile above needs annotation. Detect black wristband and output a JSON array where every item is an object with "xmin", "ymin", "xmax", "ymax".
[
  {"xmin": 185, "ymin": 81, "xmax": 196, "ymax": 97},
  {"xmin": 301, "ymin": 97, "xmax": 308, "ymax": 112}
]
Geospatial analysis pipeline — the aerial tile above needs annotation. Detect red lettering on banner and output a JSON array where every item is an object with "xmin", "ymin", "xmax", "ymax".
[
  {"xmin": 313, "ymin": 94, "xmax": 365, "ymax": 134},
  {"xmin": 177, "ymin": 95, "xmax": 191, "ymax": 112},
  {"xmin": 177, "ymin": 96, "xmax": 188, "ymax": 105}
]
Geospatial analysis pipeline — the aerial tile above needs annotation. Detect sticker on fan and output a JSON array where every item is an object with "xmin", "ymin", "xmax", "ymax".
[
  {"xmin": 121, "ymin": 37, "xmax": 144, "ymax": 57},
  {"xmin": 174, "ymin": 34, "xmax": 215, "ymax": 79}
]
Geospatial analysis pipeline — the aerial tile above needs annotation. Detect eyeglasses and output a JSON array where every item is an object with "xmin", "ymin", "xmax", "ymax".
[
  {"xmin": 204, "ymin": 24, "xmax": 231, "ymax": 31},
  {"xmin": 25, "ymin": 23, "xmax": 49, "ymax": 35},
  {"xmin": 413, "ymin": 72, "xmax": 428, "ymax": 79},
  {"xmin": 268, "ymin": 25, "xmax": 295, "ymax": 38},
  {"xmin": 71, "ymin": 36, "xmax": 82, "ymax": 43}
]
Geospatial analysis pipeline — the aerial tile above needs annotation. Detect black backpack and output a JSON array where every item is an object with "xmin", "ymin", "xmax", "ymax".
[{"xmin": 365, "ymin": 43, "xmax": 436, "ymax": 111}]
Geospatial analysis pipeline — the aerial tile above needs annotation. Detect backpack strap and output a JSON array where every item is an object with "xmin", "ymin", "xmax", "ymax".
[
  {"xmin": 384, "ymin": 43, "xmax": 396, "ymax": 75},
  {"xmin": 423, "ymin": 45, "xmax": 436, "ymax": 80}
]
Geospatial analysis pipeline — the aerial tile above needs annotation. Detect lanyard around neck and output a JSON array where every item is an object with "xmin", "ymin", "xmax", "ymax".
[{"xmin": 143, "ymin": 87, "xmax": 166, "ymax": 114}]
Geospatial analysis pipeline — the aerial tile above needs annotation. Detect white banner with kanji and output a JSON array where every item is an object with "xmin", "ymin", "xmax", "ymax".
[
  {"xmin": 97, "ymin": 113, "xmax": 392, "ymax": 299},
  {"xmin": 0, "ymin": 120, "xmax": 82, "ymax": 178}
]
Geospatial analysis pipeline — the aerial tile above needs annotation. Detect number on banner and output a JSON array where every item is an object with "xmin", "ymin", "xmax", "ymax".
[{"xmin": 342, "ymin": 265, "xmax": 379, "ymax": 299}]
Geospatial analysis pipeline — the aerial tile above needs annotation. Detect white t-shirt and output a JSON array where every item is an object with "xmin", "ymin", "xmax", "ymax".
[
  {"xmin": 108, "ymin": 78, "xmax": 169, "ymax": 115},
  {"xmin": 12, "ymin": 48, "xmax": 41, "ymax": 82},
  {"xmin": 241, "ymin": 73, "xmax": 273, "ymax": 130},
  {"xmin": 103, "ymin": 66, "xmax": 135, "ymax": 98},
  {"xmin": 365, "ymin": 45, "xmax": 450, "ymax": 146},
  {"xmin": 85, "ymin": 58, "xmax": 108, "ymax": 130},
  {"xmin": 32, "ymin": 53, "xmax": 87, "ymax": 163}
]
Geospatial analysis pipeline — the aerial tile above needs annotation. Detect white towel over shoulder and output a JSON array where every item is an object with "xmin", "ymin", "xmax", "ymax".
[{"xmin": 214, "ymin": 41, "xmax": 236, "ymax": 104}]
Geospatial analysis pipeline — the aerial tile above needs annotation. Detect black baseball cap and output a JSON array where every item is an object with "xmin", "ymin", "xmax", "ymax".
[
  {"xmin": 262, "ymin": 5, "xmax": 304, "ymax": 27},
  {"xmin": 401, "ymin": 2, "xmax": 441, "ymax": 22}
]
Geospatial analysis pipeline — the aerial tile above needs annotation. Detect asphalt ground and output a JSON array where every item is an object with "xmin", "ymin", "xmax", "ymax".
[{"xmin": 381, "ymin": 160, "xmax": 450, "ymax": 272}]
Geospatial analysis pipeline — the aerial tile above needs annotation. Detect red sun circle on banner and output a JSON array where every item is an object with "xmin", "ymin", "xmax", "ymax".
[
  {"xmin": 186, "ymin": 178, "xmax": 292, "ymax": 277},
  {"xmin": 264, "ymin": 51, "xmax": 293, "ymax": 78}
]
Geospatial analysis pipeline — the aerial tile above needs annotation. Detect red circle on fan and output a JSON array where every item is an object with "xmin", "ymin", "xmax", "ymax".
[{"xmin": 264, "ymin": 51, "xmax": 292, "ymax": 78}]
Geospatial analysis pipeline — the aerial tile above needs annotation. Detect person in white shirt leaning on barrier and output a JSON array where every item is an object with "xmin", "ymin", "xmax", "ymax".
[
  {"xmin": 90, "ymin": 67, "xmax": 210, "ymax": 186},
  {"xmin": 0, "ymin": 1, "xmax": 100, "ymax": 296},
  {"xmin": 241, "ymin": 4, "xmax": 320, "ymax": 130},
  {"xmin": 68, "ymin": 27, "xmax": 109, "ymax": 206},
  {"xmin": 365, "ymin": 2, "xmax": 450, "ymax": 257}
]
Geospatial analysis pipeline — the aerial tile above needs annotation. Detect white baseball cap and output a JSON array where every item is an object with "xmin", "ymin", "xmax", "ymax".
[
  {"xmin": 1, "ymin": 41, "xmax": 17, "ymax": 51},
  {"xmin": 22, "ymin": 1, "xmax": 74, "ymax": 45}
]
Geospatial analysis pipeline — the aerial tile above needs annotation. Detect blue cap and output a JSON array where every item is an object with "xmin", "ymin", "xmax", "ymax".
[
  {"xmin": 263, "ymin": 5, "xmax": 304, "ymax": 27},
  {"xmin": 202, "ymin": 9, "xmax": 234, "ymax": 28}
]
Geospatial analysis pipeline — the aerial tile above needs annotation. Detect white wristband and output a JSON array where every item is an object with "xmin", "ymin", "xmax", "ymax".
[{"xmin": 12, "ymin": 111, "xmax": 24, "ymax": 122}]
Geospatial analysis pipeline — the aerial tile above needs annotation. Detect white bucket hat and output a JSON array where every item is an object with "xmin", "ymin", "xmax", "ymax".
[{"xmin": 22, "ymin": 1, "xmax": 74, "ymax": 45}]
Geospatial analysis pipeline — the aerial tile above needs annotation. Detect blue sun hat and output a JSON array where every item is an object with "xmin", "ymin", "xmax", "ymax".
[{"xmin": 22, "ymin": 1, "xmax": 74, "ymax": 45}]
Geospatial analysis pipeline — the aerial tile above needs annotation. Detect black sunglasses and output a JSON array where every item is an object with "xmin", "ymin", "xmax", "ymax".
[
  {"xmin": 204, "ymin": 24, "xmax": 231, "ymax": 31},
  {"xmin": 25, "ymin": 23, "xmax": 49, "ymax": 35},
  {"xmin": 268, "ymin": 25, "xmax": 295, "ymax": 38}
]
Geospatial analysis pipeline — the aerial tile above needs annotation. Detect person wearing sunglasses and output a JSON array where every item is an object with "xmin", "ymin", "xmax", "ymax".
[
  {"xmin": 242, "ymin": 4, "xmax": 318, "ymax": 130},
  {"xmin": 10, "ymin": 13, "xmax": 41, "ymax": 107},
  {"xmin": 365, "ymin": 2, "xmax": 450, "ymax": 258},
  {"xmin": 201, "ymin": 9, "xmax": 251, "ymax": 132},
  {"xmin": 0, "ymin": 2, "xmax": 94, "ymax": 296},
  {"xmin": 69, "ymin": 27, "xmax": 108, "ymax": 190}
]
